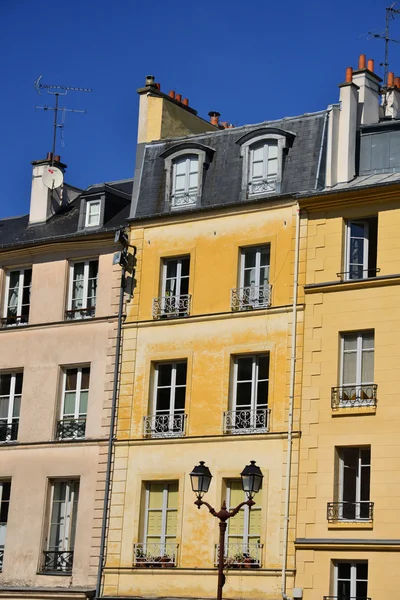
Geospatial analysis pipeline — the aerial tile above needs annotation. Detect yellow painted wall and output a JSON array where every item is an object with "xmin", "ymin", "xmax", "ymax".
[
  {"xmin": 296, "ymin": 188, "xmax": 400, "ymax": 599},
  {"xmin": 104, "ymin": 201, "xmax": 304, "ymax": 598}
]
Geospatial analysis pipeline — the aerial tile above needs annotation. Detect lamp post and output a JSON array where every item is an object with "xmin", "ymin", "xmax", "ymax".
[{"xmin": 190, "ymin": 460, "xmax": 263, "ymax": 600}]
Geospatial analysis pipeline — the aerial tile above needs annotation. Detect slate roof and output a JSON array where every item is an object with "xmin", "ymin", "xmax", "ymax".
[
  {"xmin": 0, "ymin": 179, "xmax": 133, "ymax": 250},
  {"xmin": 132, "ymin": 110, "xmax": 329, "ymax": 220}
]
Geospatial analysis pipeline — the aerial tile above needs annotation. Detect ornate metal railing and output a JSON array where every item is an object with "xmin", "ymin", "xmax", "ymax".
[
  {"xmin": 231, "ymin": 284, "xmax": 271, "ymax": 311},
  {"xmin": 65, "ymin": 307, "xmax": 96, "ymax": 320},
  {"xmin": 248, "ymin": 179, "xmax": 277, "ymax": 195},
  {"xmin": 215, "ymin": 542, "xmax": 263, "ymax": 568},
  {"xmin": 0, "ymin": 422, "xmax": 18, "ymax": 443},
  {"xmin": 323, "ymin": 597, "xmax": 371, "ymax": 600},
  {"xmin": 133, "ymin": 543, "xmax": 178, "ymax": 568},
  {"xmin": 331, "ymin": 385, "xmax": 377, "ymax": 409},
  {"xmin": 337, "ymin": 267, "xmax": 380, "ymax": 281},
  {"xmin": 171, "ymin": 191, "xmax": 197, "ymax": 208},
  {"xmin": 143, "ymin": 413, "xmax": 187, "ymax": 438},
  {"xmin": 42, "ymin": 550, "xmax": 74, "ymax": 573},
  {"xmin": 1, "ymin": 315, "xmax": 29, "ymax": 327},
  {"xmin": 327, "ymin": 501, "xmax": 374, "ymax": 522},
  {"xmin": 0, "ymin": 546, "xmax": 4, "ymax": 572},
  {"xmin": 152, "ymin": 294, "xmax": 191, "ymax": 319},
  {"xmin": 57, "ymin": 418, "xmax": 86, "ymax": 440},
  {"xmin": 223, "ymin": 408, "xmax": 270, "ymax": 435}
]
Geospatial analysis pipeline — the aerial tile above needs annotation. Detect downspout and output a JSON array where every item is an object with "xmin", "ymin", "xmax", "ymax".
[
  {"xmin": 281, "ymin": 204, "xmax": 300, "ymax": 600},
  {"xmin": 95, "ymin": 268, "xmax": 126, "ymax": 599}
]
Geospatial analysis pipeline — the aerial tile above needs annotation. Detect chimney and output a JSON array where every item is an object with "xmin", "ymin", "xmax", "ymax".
[
  {"xmin": 337, "ymin": 68, "xmax": 359, "ymax": 183},
  {"xmin": 352, "ymin": 54, "xmax": 381, "ymax": 125},
  {"xmin": 28, "ymin": 153, "xmax": 65, "ymax": 225},
  {"xmin": 208, "ymin": 111, "xmax": 221, "ymax": 126}
]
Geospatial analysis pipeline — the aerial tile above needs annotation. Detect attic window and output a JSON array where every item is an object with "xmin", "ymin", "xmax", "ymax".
[
  {"xmin": 248, "ymin": 141, "xmax": 278, "ymax": 195},
  {"xmin": 172, "ymin": 155, "xmax": 199, "ymax": 208},
  {"xmin": 85, "ymin": 200, "xmax": 101, "ymax": 227}
]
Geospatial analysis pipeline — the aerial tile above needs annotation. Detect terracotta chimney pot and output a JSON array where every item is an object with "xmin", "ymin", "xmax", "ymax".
[
  {"xmin": 182, "ymin": 98, "xmax": 189, "ymax": 106},
  {"xmin": 388, "ymin": 71, "xmax": 395, "ymax": 87},
  {"xmin": 176, "ymin": 93, "xmax": 182, "ymax": 102},
  {"xmin": 395, "ymin": 77, "xmax": 400, "ymax": 89},
  {"xmin": 208, "ymin": 111, "xmax": 221, "ymax": 126},
  {"xmin": 367, "ymin": 59, "xmax": 374, "ymax": 72},
  {"xmin": 345, "ymin": 67, "xmax": 353, "ymax": 83},
  {"xmin": 359, "ymin": 54, "xmax": 366, "ymax": 69},
  {"xmin": 168, "ymin": 90, "xmax": 175, "ymax": 99}
]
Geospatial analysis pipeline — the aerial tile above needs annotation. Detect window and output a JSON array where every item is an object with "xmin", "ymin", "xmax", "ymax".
[
  {"xmin": 0, "ymin": 373, "xmax": 22, "ymax": 442},
  {"xmin": 344, "ymin": 217, "xmax": 377, "ymax": 280},
  {"xmin": 335, "ymin": 331, "xmax": 375, "ymax": 407},
  {"xmin": 334, "ymin": 561, "xmax": 368, "ymax": 600},
  {"xmin": 145, "ymin": 362, "xmax": 187, "ymax": 438},
  {"xmin": 43, "ymin": 480, "xmax": 79, "ymax": 573},
  {"xmin": 224, "ymin": 355, "xmax": 269, "ymax": 434},
  {"xmin": 57, "ymin": 367, "xmax": 89, "ymax": 439},
  {"xmin": 2, "ymin": 268, "xmax": 32, "ymax": 327},
  {"xmin": 66, "ymin": 259, "xmax": 98, "ymax": 320},
  {"xmin": 218, "ymin": 480, "xmax": 262, "ymax": 567},
  {"xmin": 0, "ymin": 481, "xmax": 11, "ymax": 572},
  {"xmin": 232, "ymin": 245, "xmax": 271, "ymax": 310},
  {"xmin": 330, "ymin": 447, "xmax": 372, "ymax": 521},
  {"xmin": 134, "ymin": 482, "xmax": 178, "ymax": 567},
  {"xmin": 171, "ymin": 156, "xmax": 199, "ymax": 208},
  {"xmin": 153, "ymin": 256, "xmax": 190, "ymax": 319},
  {"xmin": 248, "ymin": 142, "xmax": 278, "ymax": 195},
  {"xmin": 85, "ymin": 200, "xmax": 101, "ymax": 227}
]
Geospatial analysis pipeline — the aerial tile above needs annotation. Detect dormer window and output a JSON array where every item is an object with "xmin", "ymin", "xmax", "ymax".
[
  {"xmin": 160, "ymin": 143, "xmax": 215, "ymax": 212},
  {"xmin": 248, "ymin": 141, "xmax": 278, "ymax": 195},
  {"xmin": 172, "ymin": 155, "xmax": 199, "ymax": 208},
  {"xmin": 85, "ymin": 200, "xmax": 101, "ymax": 227},
  {"xmin": 236, "ymin": 127, "xmax": 295, "ymax": 200}
]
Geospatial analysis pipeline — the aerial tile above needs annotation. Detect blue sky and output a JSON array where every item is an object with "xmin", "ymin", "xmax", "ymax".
[{"xmin": 0, "ymin": 0, "xmax": 398, "ymax": 218}]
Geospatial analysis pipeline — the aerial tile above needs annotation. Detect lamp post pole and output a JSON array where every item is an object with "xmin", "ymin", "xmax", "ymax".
[{"xmin": 194, "ymin": 497, "xmax": 255, "ymax": 600}]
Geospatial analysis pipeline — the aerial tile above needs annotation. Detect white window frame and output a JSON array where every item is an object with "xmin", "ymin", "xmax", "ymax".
[
  {"xmin": 161, "ymin": 257, "xmax": 190, "ymax": 298},
  {"xmin": 248, "ymin": 141, "xmax": 278, "ymax": 194},
  {"xmin": 67, "ymin": 259, "xmax": 98, "ymax": 318},
  {"xmin": 61, "ymin": 367, "xmax": 89, "ymax": 421},
  {"xmin": 239, "ymin": 246, "xmax": 270, "ymax": 288},
  {"xmin": 3, "ymin": 268, "xmax": 32, "ymax": 325},
  {"xmin": 85, "ymin": 200, "xmax": 101, "ymax": 228},
  {"xmin": 153, "ymin": 362, "xmax": 186, "ymax": 417},
  {"xmin": 338, "ymin": 447, "xmax": 371, "ymax": 520},
  {"xmin": 47, "ymin": 480, "xmax": 79, "ymax": 553},
  {"xmin": 226, "ymin": 480, "xmax": 261, "ymax": 546},
  {"xmin": 171, "ymin": 156, "xmax": 199, "ymax": 208},
  {"xmin": 0, "ymin": 372, "xmax": 22, "ymax": 437},
  {"xmin": 143, "ymin": 482, "xmax": 178, "ymax": 548},
  {"xmin": 345, "ymin": 220, "xmax": 370, "ymax": 281},
  {"xmin": 232, "ymin": 355, "xmax": 269, "ymax": 412},
  {"xmin": 334, "ymin": 561, "xmax": 368, "ymax": 598},
  {"xmin": 340, "ymin": 332, "xmax": 374, "ymax": 388}
]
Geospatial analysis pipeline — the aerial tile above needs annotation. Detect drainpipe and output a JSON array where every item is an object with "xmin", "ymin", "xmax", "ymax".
[
  {"xmin": 281, "ymin": 204, "xmax": 301, "ymax": 600},
  {"xmin": 95, "ymin": 268, "xmax": 126, "ymax": 599}
]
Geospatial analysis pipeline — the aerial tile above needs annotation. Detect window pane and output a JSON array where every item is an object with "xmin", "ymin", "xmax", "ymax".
[
  {"xmin": 229, "ymin": 480, "xmax": 243, "ymax": 506},
  {"xmin": 244, "ymin": 268, "xmax": 256, "ymax": 287},
  {"xmin": 147, "ymin": 512, "xmax": 162, "ymax": 536},
  {"xmin": 350, "ymin": 222, "xmax": 366, "ymax": 239},
  {"xmin": 174, "ymin": 174, "xmax": 186, "ymax": 192},
  {"xmin": 237, "ymin": 358, "xmax": 253, "ymax": 381},
  {"xmin": 14, "ymin": 373, "xmax": 23, "ymax": 395},
  {"xmin": 257, "ymin": 355, "xmax": 269, "ymax": 379},
  {"xmin": 256, "ymin": 381, "xmax": 269, "ymax": 405},
  {"xmin": 148, "ymin": 484, "xmax": 164, "ymax": 508},
  {"xmin": 12, "ymin": 396, "xmax": 21, "ymax": 418},
  {"xmin": 79, "ymin": 391, "xmax": 88, "ymax": 415},
  {"xmin": 267, "ymin": 158, "xmax": 278, "ymax": 176},
  {"xmin": 175, "ymin": 159, "xmax": 186, "ymax": 176},
  {"xmin": 268, "ymin": 143, "xmax": 278, "ymax": 159},
  {"xmin": 362, "ymin": 332, "xmax": 374, "ymax": 349},
  {"xmin": 158, "ymin": 364, "xmax": 172, "ymax": 387},
  {"xmin": 165, "ymin": 511, "xmax": 177, "ymax": 536},
  {"xmin": 0, "ymin": 398, "xmax": 8, "ymax": 419},
  {"xmin": 156, "ymin": 388, "xmax": 171, "ymax": 412},
  {"xmin": 343, "ymin": 336, "xmax": 357, "ymax": 351},
  {"xmin": 66, "ymin": 370, "xmax": 77, "ymax": 391},
  {"xmin": 180, "ymin": 258, "xmax": 190, "ymax": 277},
  {"xmin": 0, "ymin": 375, "xmax": 11, "ymax": 396},
  {"xmin": 175, "ymin": 362, "xmax": 187, "ymax": 386},
  {"xmin": 244, "ymin": 251, "xmax": 256, "ymax": 269},
  {"xmin": 81, "ymin": 367, "xmax": 90, "ymax": 390},
  {"xmin": 89, "ymin": 260, "xmax": 98, "ymax": 279},
  {"xmin": 166, "ymin": 261, "xmax": 177, "ymax": 279},
  {"xmin": 252, "ymin": 161, "xmax": 263, "ymax": 179},
  {"xmin": 64, "ymin": 392, "xmax": 76, "ymax": 415},
  {"xmin": 356, "ymin": 562, "xmax": 368, "ymax": 579},
  {"xmin": 343, "ymin": 352, "xmax": 357, "ymax": 384},
  {"xmin": 236, "ymin": 382, "xmax": 252, "ymax": 406},
  {"xmin": 189, "ymin": 172, "xmax": 198, "ymax": 189},
  {"xmin": 249, "ymin": 508, "xmax": 261, "ymax": 536},
  {"xmin": 260, "ymin": 247, "xmax": 270, "ymax": 266},
  {"xmin": 361, "ymin": 350, "xmax": 374, "ymax": 383},
  {"xmin": 179, "ymin": 276, "xmax": 189, "ymax": 295},
  {"xmin": 337, "ymin": 562, "xmax": 351, "ymax": 579},
  {"xmin": 174, "ymin": 387, "xmax": 186, "ymax": 411},
  {"xmin": 252, "ymin": 146, "xmax": 264, "ymax": 162},
  {"xmin": 167, "ymin": 483, "xmax": 178, "ymax": 508}
]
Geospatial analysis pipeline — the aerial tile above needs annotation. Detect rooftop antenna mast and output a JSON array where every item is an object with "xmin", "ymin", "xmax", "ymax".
[
  {"xmin": 368, "ymin": 3, "xmax": 400, "ymax": 87},
  {"xmin": 34, "ymin": 75, "xmax": 92, "ymax": 165}
]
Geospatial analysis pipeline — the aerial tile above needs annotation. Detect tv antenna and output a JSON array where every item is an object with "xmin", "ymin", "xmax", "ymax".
[
  {"xmin": 368, "ymin": 3, "xmax": 400, "ymax": 87},
  {"xmin": 34, "ymin": 75, "xmax": 92, "ymax": 165}
]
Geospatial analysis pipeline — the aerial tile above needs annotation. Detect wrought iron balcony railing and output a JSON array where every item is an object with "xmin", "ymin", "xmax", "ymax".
[
  {"xmin": 327, "ymin": 501, "xmax": 374, "ymax": 522},
  {"xmin": 231, "ymin": 284, "xmax": 272, "ymax": 311},
  {"xmin": 0, "ymin": 421, "xmax": 18, "ymax": 443},
  {"xmin": 133, "ymin": 543, "xmax": 178, "ymax": 568},
  {"xmin": 143, "ymin": 413, "xmax": 187, "ymax": 438},
  {"xmin": 1, "ymin": 314, "xmax": 29, "ymax": 327},
  {"xmin": 42, "ymin": 550, "xmax": 74, "ymax": 573},
  {"xmin": 152, "ymin": 294, "xmax": 191, "ymax": 319},
  {"xmin": 0, "ymin": 546, "xmax": 4, "ymax": 572},
  {"xmin": 215, "ymin": 542, "xmax": 263, "ymax": 568},
  {"xmin": 331, "ymin": 385, "xmax": 377, "ymax": 409},
  {"xmin": 65, "ymin": 307, "xmax": 96, "ymax": 320},
  {"xmin": 57, "ymin": 418, "xmax": 86, "ymax": 440},
  {"xmin": 248, "ymin": 179, "xmax": 277, "ymax": 195},
  {"xmin": 323, "ymin": 597, "xmax": 371, "ymax": 600},
  {"xmin": 171, "ymin": 191, "xmax": 197, "ymax": 208},
  {"xmin": 223, "ymin": 408, "xmax": 270, "ymax": 435}
]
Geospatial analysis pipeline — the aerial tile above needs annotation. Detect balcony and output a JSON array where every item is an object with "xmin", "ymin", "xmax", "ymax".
[
  {"xmin": 0, "ymin": 422, "xmax": 18, "ymax": 443},
  {"xmin": 143, "ymin": 413, "xmax": 187, "ymax": 438},
  {"xmin": 223, "ymin": 408, "xmax": 270, "ymax": 435},
  {"xmin": 56, "ymin": 418, "xmax": 86, "ymax": 440},
  {"xmin": 215, "ymin": 542, "xmax": 263, "ymax": 568},
  {"xmin": 133, "ymin": 543, "xmax": 178, "ymax": 568},
  {"xmin": 42, "ymin": 550, "xmax": 74, "ymax": 573},
  {"xmin": 231, "ymin": 284, "xmax": 271, "ymax": 311},
  {"xmin": 327, "ymin": 501, "xmax": 374, "ymax": 522},
  {"xmin": 331, "ymin": 385, "xmax": 377, "ymax": 409},
  {"xmin": 152, "ymin": 295, "xmax": 191, "ymax": 319},
  {"xmin": 65, "ymin": 307, "xmax": 95, "ymax": 320}
]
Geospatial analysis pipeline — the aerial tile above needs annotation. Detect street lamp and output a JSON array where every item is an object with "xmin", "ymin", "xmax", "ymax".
[{"xmin": 190, "ymin": 460, "xmax": 263, "ymax": 600}]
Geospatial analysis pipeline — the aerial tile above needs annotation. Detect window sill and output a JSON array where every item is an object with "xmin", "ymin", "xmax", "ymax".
[
  {"xmin": 37, "ymin": 570, "xmax": 72, "ymax": 576},
  {"xmin": 331, "ymin": 406, "xmax": 376, "ymax": 417},
  {"xmin": 305, "ymin": 273, "xmax": 400, "ymax": 294},
  {"xmin": 327, "ymin": 521, "xmax": 373, "ymax": 530}
]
